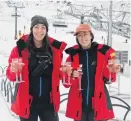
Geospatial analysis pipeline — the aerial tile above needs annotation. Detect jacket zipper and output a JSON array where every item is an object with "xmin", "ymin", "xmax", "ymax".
[
  {"xmin": 86, "ymin": 51, "xmax": 90, "ymax": 105},
  {"xmin": 39, "ymin": 77, "xmax": 42, "ymax": 97}
]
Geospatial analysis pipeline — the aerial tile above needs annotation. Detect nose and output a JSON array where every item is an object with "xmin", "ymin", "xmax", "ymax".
[
  {"xmin": 38, "ymin": 28, "xmax": 43, "ymax": 33},
  {"xmin": 80, "ymin": 36, "xmax": 85, "ymax": 41}
]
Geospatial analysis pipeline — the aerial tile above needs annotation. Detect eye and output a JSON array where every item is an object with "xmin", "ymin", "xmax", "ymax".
[
  {"xmin": 34, "ymin": 26, "xmax": 39, "ymax": 29},
  {"xmin": 77, "ymin": 34, "xmax": 82, "ymax": 38},
  {"xmin": 41, "ymin": 26, "xmax": 46, "ymax": 29}
]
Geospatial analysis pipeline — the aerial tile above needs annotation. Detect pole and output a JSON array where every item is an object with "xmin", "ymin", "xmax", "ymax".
[
  {"xmin": 108, "ymin": 0, "xmax": 113, "ymax": 47},
  {"xmin": 81, "ymin": 15, "xmax": 84, "ymax": 24},
  {"xmin": 7, "ymin": 2, "xmax": 24, "ymax": 40},
  {"xmin": 15, "ymin": 7, "xmax": 17, "ymax": 40},
  {"xmin": 12, "ymin": 7, "xmax": 21, "ymax": 40}
]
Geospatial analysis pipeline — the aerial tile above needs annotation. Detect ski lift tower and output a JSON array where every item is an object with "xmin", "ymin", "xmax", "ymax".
[{"xmin": 6, "ymin": 1, "xmax": 25, "ymax": 40}]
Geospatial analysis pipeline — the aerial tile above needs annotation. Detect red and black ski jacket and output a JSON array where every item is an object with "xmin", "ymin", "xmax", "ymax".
[
  {"xmin": 63, "ymin": 42, "xmax": 116, "ymax": 121},
  {"xmin": 6, "ymin": 35, "xmax": 67, "ymax": 118}
]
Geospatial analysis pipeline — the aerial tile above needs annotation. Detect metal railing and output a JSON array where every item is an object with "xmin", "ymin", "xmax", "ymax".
[{"xmin": 0, "ymin": 65, "xmax": 130, "ymax": 121}]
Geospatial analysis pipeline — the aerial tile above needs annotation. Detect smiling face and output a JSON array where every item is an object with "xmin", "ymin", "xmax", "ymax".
[
  {"xmin": 76, "ymin": 31, "xmax": 92, "ymax": 49},
  {"xmin": 32, "ymin": 24, "xmax": 47, "ymax": 42}
]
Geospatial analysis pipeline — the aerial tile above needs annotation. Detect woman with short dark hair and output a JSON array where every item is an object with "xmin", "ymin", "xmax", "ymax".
[{"xmin": 63, "ymin": 24, "xmax": 120, "ymax": 121}]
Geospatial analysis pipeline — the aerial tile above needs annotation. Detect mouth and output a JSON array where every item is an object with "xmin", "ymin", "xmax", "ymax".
[
  {"xmin": 81, "ymin": 40, "xmax": 87, "ymax": 43},
  {"xmin": 36, "ymin": 34, "xmax": 45, "ymax": 37}
]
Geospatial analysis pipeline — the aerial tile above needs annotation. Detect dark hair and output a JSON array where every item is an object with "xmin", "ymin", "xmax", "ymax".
[
  {"xmin": 76, "ymin": 31, "xmax": 94, "ymax": 45},
  {"xmin": 27, "ymin": 31, "xmax": 51, "ymax": 53}
]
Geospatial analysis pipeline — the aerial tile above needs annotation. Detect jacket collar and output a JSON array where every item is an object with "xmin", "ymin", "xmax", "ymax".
[
  {"xmin": 16, "ymin": 34, "xmax": 63, "ymax": 52},
  {"xmin": 65, "ymin": 42, "xmax": 98, "ymax": 56}
]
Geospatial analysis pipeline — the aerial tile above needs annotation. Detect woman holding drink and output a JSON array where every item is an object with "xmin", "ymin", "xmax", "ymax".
[
  {"xmin": 6, "ymin": 15, "xmax": 67, "ymax": 121},
  {"xmin": 63, "ymin": 24, "xmax": 120, "ymax": 121}
]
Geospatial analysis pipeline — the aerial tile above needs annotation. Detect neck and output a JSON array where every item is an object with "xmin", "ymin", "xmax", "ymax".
[
  {"xmin": 82, "ymin": 43, "xmax": 91, "ymax": 50},
  {"xmin": 34, "ymin": 39, "xmax": 43, "ymax": 48}
]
